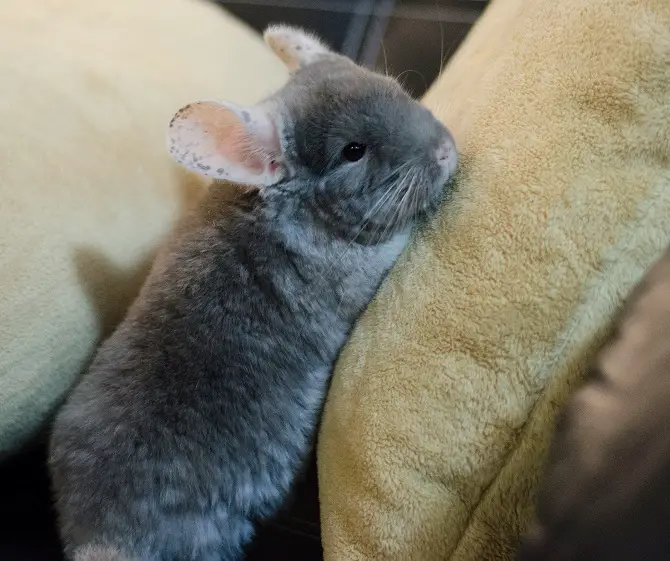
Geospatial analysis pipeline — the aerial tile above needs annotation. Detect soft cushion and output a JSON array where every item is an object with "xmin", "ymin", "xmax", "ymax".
[
  {"xmin": 0, "ymin": 0, "xmax": 286, "ymax": 454},
  {"xmin": 318, "ymin": 0, "xmax": 670, "ymax": 559}
]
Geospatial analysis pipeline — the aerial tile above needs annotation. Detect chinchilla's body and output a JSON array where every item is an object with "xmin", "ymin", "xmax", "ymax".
[
  {"xmin": 51, "ymin": 187, "xmax": 407, "ymax": 561},
  {"xmin": 49, "ymin": 25, "xmax": 457, "ymax": 561}
]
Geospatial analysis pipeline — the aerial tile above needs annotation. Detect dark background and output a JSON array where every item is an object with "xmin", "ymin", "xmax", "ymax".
[{"xmin": 216, "ymin": 0, "xmax": 489, "ymax": 97}]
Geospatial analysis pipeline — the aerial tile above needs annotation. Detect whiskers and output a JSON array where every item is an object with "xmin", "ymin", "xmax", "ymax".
[
  {"xmin": 370, "ymin": 166, "xmax": 421, "ymax": 245},
  {"xmin": 395, "ymin": 69, "xmax": 428, "ymax": 95},
  {"xmin": 346, "ymin": 159, "xmax": 423, "ymax": 246},
  {"xmin": 299, "ymin": 164, "xmax": 425, "ymax": 308}
]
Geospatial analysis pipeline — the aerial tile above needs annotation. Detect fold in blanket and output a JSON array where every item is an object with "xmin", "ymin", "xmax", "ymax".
[{"xmin": 318, "ymin": 0, "xmax": 670, "ymax": 559}]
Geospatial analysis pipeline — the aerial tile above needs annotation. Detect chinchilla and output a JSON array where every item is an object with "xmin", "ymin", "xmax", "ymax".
[{"xmin": 49, "ymin": 24, "xmax": 457, "ymax": 561}]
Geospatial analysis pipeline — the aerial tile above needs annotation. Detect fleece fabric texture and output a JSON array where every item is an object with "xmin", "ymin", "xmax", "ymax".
[
  {"xmin": 0, "ymin": 0, "xmax": 286, "ymax": 454},
  {"xmin": 317, "ymin": 0, "xmax": 670, "ymax": 559}
]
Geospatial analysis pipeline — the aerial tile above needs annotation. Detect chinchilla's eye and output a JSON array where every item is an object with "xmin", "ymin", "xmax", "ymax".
[{"xmin": 341, "ymin": 142, "xmax": 367, "ymax": 162}]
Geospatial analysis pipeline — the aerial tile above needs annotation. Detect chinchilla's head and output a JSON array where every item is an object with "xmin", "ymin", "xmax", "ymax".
[{"xmin": 168, "ymin": 25, "xmax": 457, "ymax": 243}]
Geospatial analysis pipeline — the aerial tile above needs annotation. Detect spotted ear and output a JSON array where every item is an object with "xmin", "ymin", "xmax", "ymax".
[
  {"xmin": 166, "ymin": 100, "xmax": 284, "ymax": 187},
  {"xmin": 264, "ymin": 24, "xmax": 333, "ymax": 73}
]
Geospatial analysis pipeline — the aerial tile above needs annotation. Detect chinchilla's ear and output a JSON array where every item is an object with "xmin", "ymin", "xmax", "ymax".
[
  {"xmin": 166, "ymin": 100, "xmax": 284, "ymax": 188},
  {"xmin": 263, "ymin": 24, "xmax": 333, "ymax": 73}
]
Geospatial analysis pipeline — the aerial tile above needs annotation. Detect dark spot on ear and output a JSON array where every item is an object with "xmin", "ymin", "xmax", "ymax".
[
  {"xmin": 217, "ymin": 168, "xmax": 225, "ymax": 175},
  {"xmin": 242, "ymin": 110, "xmax": 251, "ymax": 123},
  {"xmin": 295, "ymin": 45, "xmax": 302, "ymax": 51},
  {"xmin": 175, "ymin": 103, "xmax": 192, "ymax": 118},
  {"xmin": 196, "ymin": 163, "xmax": 211, "ymax": 172}
]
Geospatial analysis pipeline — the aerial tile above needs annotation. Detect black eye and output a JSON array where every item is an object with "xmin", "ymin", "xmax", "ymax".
[{"xmin": 341, "ymin": 142, "xmax": 367, "ymax": 162}]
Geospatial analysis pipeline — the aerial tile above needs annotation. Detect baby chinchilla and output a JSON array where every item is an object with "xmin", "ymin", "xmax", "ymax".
[{"xmin": 49, "ymin": 24, "xmax": 457, "ymax": 561}]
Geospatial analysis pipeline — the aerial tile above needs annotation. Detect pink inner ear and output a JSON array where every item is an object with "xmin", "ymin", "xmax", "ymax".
[
  {"xmin": 206, "ymin": 109, "xmax": 266, "ymax": 175},
  {"xmin": 169, "ymin": 99, "xmax": 284, "ymax": 185},
  {"xmin": 187, "ymin": 103, "xmax": 267, "ymax": 176}
]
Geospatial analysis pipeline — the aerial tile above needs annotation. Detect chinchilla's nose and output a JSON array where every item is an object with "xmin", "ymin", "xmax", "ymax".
[{"xmin": 435, "ymin": 132, "xmax": 458, "ymax": 178}]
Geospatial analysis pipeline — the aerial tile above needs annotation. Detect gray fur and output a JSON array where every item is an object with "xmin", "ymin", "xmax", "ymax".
[{"xmin": 49, "ymin": 33, "xmax": 456, "ymax": 561}]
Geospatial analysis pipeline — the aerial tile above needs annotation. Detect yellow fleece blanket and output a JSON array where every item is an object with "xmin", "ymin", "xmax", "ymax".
[{"xmin": 318, "ymin": 0, "xmax": 670, "ymax": 559}]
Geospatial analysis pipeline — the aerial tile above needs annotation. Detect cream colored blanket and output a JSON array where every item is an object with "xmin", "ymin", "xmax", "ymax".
[
  {"xmin": 318, "ymin": 0, "xmax": 670, "ymax": 559},
  {"xmin": 0, "ymin": 0, "xmax": 285, "ymax": 454}
]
